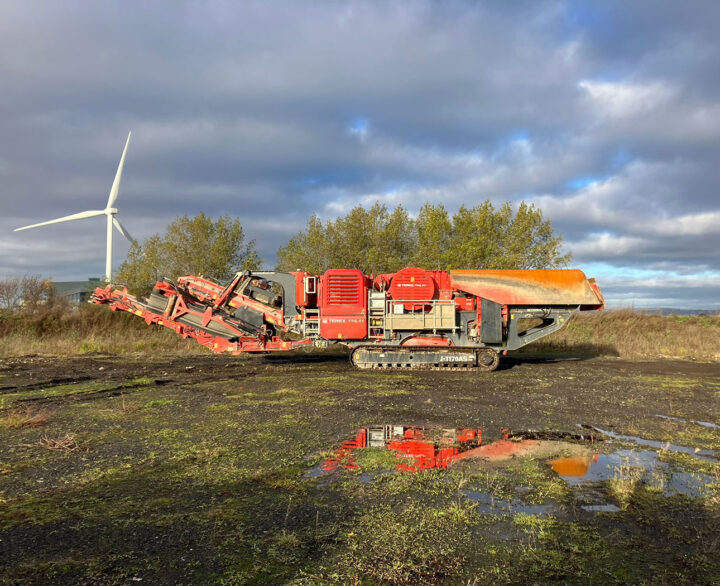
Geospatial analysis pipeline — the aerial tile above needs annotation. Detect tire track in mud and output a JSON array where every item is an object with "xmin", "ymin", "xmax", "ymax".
[
  {"xmin": 0, "ymin": 375, "xmax": 97, "ymax": 393},
  {"xmin": 7, "ymin": 382, "xmax": 154, "ymax": 406},
  {"xmin": 0, "ymin": 370, "xmax": 263, "ymax": 409}
]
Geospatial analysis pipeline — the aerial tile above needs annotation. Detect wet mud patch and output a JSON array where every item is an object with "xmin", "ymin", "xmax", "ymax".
[
  {"xmin": 309, "ymin": 422, "xmax": 719, "ymax": 522},
  {"xmin": 656, "ymin": 413, "xmax": 720, "ymax": 431},
  {"xmin": 2, "ymin": 354, "xmax": 720, "ymax": 583},
  {"xmin": 0, "ymin": 378, "xmax": 157, "ymax": 409},
  {"xmin": 560, "ymin": 450, "xmax": 713, "ymax": 493},
  {"xmin": 585, "ymin": 424, "xmax": 718, "ymax": 459}
]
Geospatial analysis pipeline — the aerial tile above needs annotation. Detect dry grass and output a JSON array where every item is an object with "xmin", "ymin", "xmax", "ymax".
[
  {"xmin": 534, "ymin": 309, "xmax": 720, "ymax": 361},
  {"xmin": 0, "ymin": 303, "xmax": 202, "ymax": 357},
  {"xmin": 119, "ymin": 392, "xmax": 141, "ymax": 412},
  {"xmin": 37, "ymin": 433, "xmax": 84, "ymax": 452},
  {"xmin": 0, "ymin": 407, "xmax": 50, "ymax": 429},
  {"xmin": 606, "ymin": 460, "xmax": 646, "ymax": 508},
  {"xmin": 1, "ymin": 305, "xmax": 719, "ymax": 361}
]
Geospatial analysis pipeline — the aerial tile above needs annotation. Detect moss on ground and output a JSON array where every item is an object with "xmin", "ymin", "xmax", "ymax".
[
  {"xmin": 0, "ymin": 377, "xmax": 154, "ymax": 408},
  {"xmin": 1, "ymin": 355, "xmax": 719, "ymax": 583}
]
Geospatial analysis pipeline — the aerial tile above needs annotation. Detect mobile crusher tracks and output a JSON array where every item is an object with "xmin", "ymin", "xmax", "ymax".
[{"xmin": 92, "ymin": 266, "xmax": 604, "ymax": 372}]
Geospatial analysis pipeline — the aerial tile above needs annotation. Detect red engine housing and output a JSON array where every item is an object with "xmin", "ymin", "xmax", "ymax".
[
  {"xmin": 387, "ymin": 267, "xmax": 451, "ymax": 310},
  {"xmin": 318, "ymin": 268, "xmax": 368, "ymax": 340}
]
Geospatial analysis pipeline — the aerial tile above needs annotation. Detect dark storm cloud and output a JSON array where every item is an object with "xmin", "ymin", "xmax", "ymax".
[{"xmin": 1, "ymin": 1, "xmax": 718, "ymax": 306}]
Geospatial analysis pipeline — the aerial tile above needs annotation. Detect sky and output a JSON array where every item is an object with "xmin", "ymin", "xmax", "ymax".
[{"xmin": 1, "ymin": 1, "xmax": 719, "ymax": 308}]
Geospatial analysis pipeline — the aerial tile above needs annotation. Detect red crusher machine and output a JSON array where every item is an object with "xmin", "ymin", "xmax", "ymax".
[{"xmin": 91, "ymin": 267, "xmax": 604, "ymax": 371}]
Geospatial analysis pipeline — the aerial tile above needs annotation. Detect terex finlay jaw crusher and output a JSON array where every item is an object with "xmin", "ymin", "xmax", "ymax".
[{"xmin": 91, "ymin": 267, "xmax": 604, "ymax": 371}]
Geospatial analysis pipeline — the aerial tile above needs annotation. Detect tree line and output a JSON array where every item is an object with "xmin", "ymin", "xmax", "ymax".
[
  {"xmin": 118, "ymin": 213, "xmax": 261, "ymax": 295},
  {"xmin": 117, "ymin": 201, "xmax": 570, "ymax": 295},
  {"xmin": 277, "ymin": 201, "xmax": 569, "ymax": 274}
]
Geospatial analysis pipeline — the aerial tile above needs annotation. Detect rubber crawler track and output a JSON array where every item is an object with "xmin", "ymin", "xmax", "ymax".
[{"xmin": 350, "ymin": 346, "xmax": 500, "ymax": 372}]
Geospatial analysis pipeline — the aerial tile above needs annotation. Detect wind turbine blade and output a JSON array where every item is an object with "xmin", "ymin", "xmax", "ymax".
[
  {"xmin": 112, "ymin": 217, "xmax": 135, "ymax": 243},
  {"xmin": 106, "ymin": 131, "xmax": 131, "ymax": 209},
  {"xmin": 14, "ymin": 210, "xmax": 106, "ymax": 231}
]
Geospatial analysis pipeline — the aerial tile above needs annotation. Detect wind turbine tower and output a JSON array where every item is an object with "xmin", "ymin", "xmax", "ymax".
[{"xmin": 15, "ymin": 132, "xmax": 135, "ymax": 282}]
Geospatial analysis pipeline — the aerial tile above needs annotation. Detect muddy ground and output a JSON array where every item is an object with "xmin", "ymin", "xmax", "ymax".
[{"xmin": 1, "ymin": 350, "xmax": 719, "ymax": 584}]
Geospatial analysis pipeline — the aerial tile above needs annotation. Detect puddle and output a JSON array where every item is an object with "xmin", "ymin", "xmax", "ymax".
[
  {"xmin": 460, "ymin": 490, "xmax": 555, "ymax": 516},
  {"xmin": 317, "ymin": 424, "xmax": 484, "ymax": 474},
  {"xmin": 304, "ymin": 464, "xmax": 328, "ymax": 479},
  {"xmin": 313, "ymin": 425, "xmax": 574, "ymax": 475},
  {"xmin": 310, "ymin": 423, "xmax": 717, "ymax": 506},
  {"xmin": 549, "ymin": 455, "xmax": 598, "ymax": 477},
  {"xmin": 549, "ymin": 449, "xmax": 714, "ymax": 498},
  {"xmin": 665, "ymin": 471, "xmax": 716, "ymax": 497},
  {"xmin": 586, "ymin": 426, "xmax": 717, "ymax": 460},
  {"xmin": 581, "ymin": 504, "xmax": 620, "ymax": 513},
  {"xmin": 655, "ymin": 414, "xmax": 720, "ymax": 431}
]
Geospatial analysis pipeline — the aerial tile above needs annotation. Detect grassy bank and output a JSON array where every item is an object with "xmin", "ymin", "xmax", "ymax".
[
  {"xmin": 0, "ymin": 304, "xmax": 199, "ymax": 357},
  {"xmin": 1, "ymin": 305, "xmax": 718, "ymax": 361},
  {"xmin": 534, "ymin": 310, "xmax": 720, "ymax": 361}
]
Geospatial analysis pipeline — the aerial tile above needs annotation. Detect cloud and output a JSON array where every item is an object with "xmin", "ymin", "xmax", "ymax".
[
  {"xmin": 569, "ymin": 233, "xmax": 650, "ymax": 258},
  {"xmin": 578, "ymin": 79, "xmax": 677, "ymax": 119},
  {"xmin": 1, "ymin": 0, "xmax": 719, "ymax": 307},
  {"xmin": 648, "ymin": 211, "xmax": 720, "ymax": 237},
  {"xmin": 530, "ymin": 158, "xmax": 720, "ymax": 269},
  {"xmin": 598, "ymin": 274, "xmax": 720, "ymax": 309}
]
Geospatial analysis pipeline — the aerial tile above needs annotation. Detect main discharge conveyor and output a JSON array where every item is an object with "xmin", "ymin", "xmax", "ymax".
[{"xmin": 92, "ymin": 267, "xmax": 604, "ymax": 371}]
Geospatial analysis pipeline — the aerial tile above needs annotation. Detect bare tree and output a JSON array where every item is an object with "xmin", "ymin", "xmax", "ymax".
[
  {"xmin": 0, "ymin": 275, "xmax": 52, "ymax": 311},
  {"xmin": 0, "ymin": 277, "xmax": 23, "ymax": 310}
]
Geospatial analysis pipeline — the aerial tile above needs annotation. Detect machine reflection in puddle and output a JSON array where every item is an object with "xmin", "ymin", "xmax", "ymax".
[
  {"xmin": 308, "ymin": 423, "xmax": 717, "ymax": 507},
  {"xmin": 549, "ymin": 450, "xmax": 714, "ymax": 498},
  {"xmin": 316, "ymin": 424, "xmax": 484, "ymax": 474}
]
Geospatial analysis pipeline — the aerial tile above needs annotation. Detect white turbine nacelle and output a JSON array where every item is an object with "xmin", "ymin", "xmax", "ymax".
[{"xmin": 14, "ymin": 132, "xmax": 135, "ymax": 283}]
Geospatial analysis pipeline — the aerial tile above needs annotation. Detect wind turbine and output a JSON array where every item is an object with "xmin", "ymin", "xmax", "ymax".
[{"xmin": 15, "ymin": 132, "xmax": 135, "ymax": 283}]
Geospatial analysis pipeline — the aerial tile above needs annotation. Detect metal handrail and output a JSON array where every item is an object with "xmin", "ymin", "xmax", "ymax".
[{"xmin": 385, "ymin": 298, "xmax": 456, "ymax": 334}]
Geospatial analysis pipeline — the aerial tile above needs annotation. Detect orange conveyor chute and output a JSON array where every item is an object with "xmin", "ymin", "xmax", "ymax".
[{"xmin": 450, "ymin": 269, "xmax": 604, "ymax": 309}]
